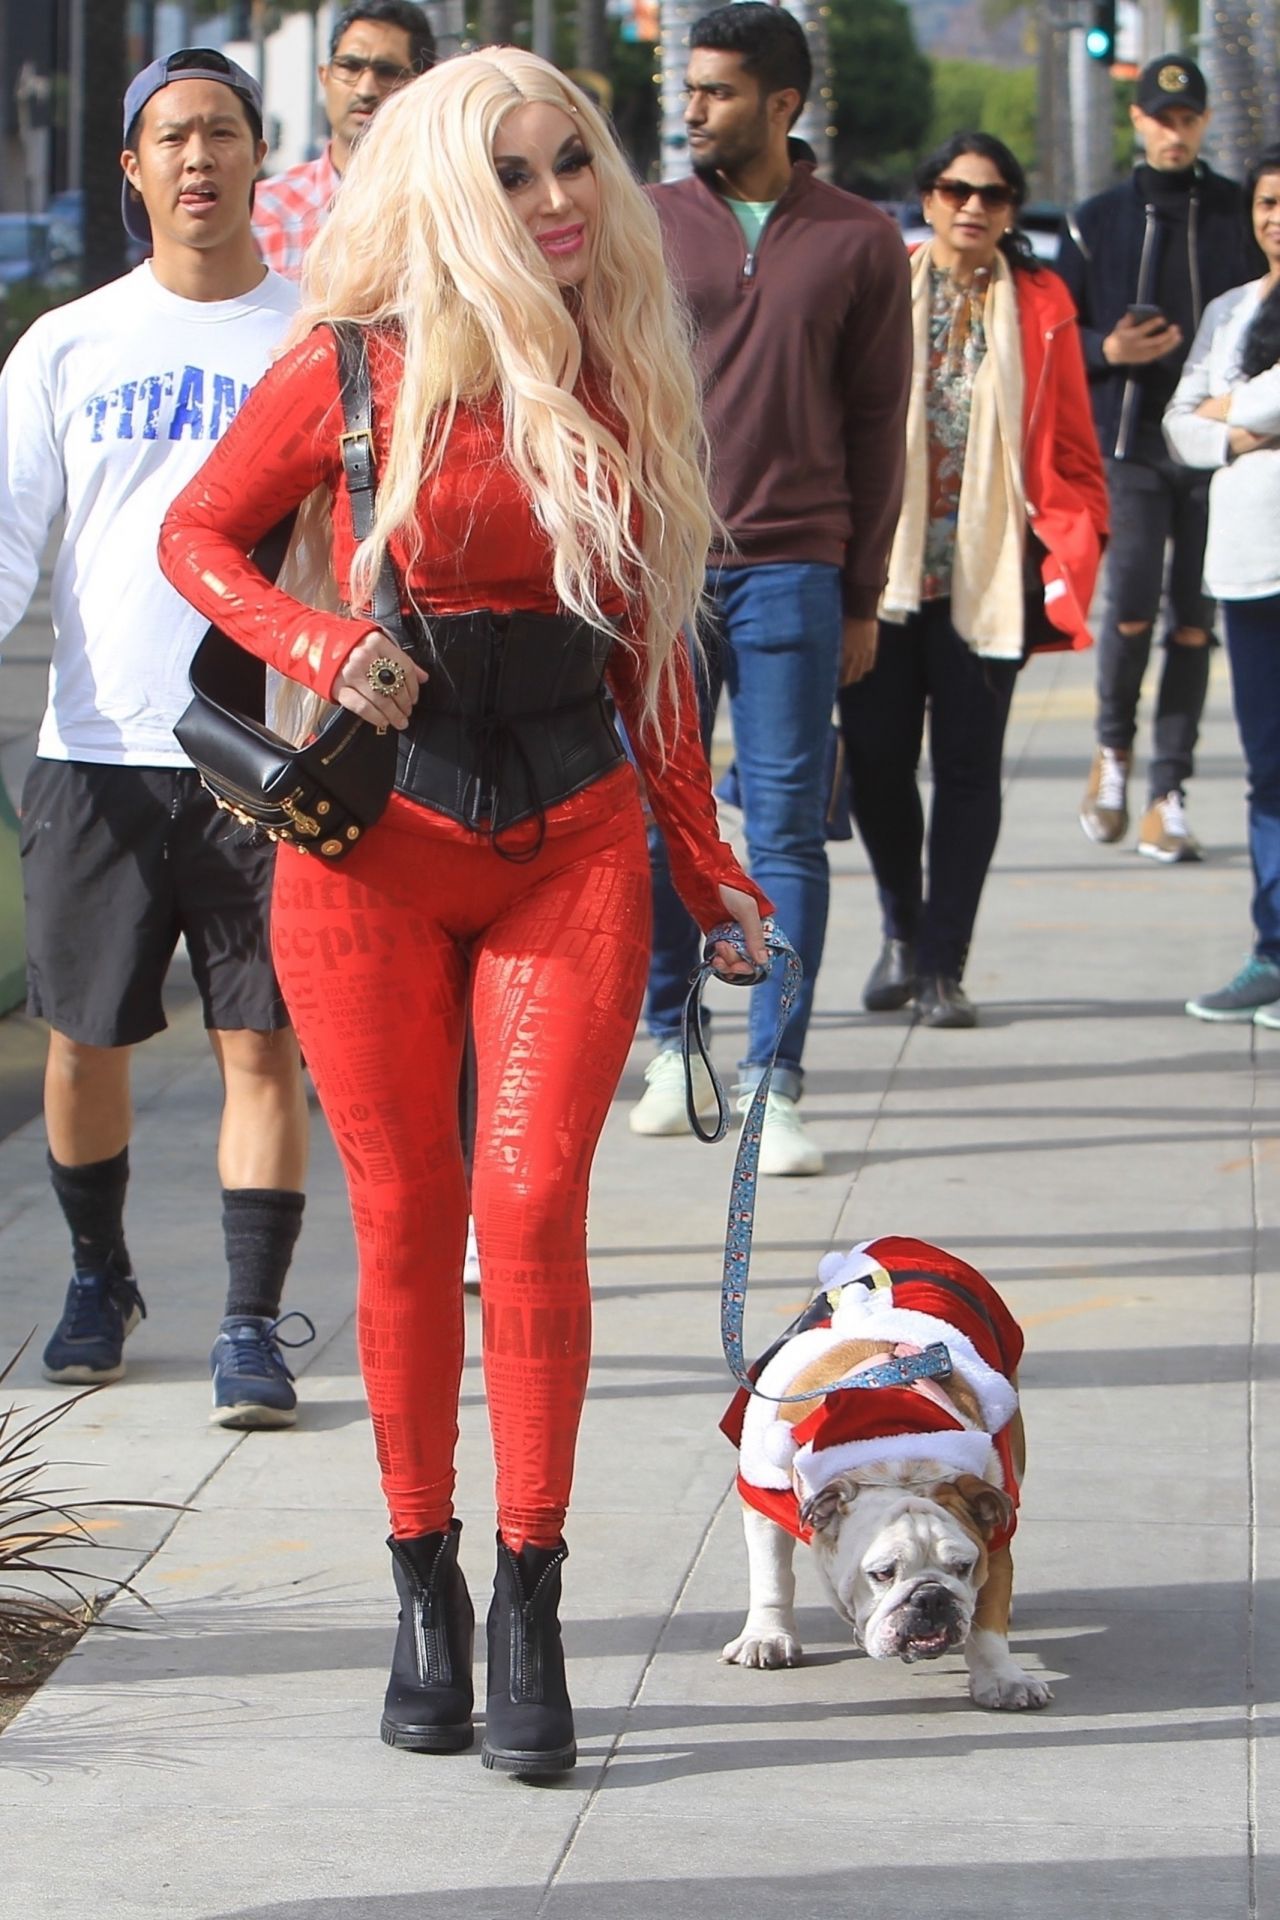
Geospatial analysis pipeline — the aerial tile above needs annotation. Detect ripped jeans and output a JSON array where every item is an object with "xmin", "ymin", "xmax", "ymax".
[{"xmin": 1094, "ymin": 434, "xmax": 1215, "ymax": 801}]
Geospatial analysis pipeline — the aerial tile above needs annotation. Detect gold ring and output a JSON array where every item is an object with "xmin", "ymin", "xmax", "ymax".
[{"xmin": 367, "ymin": 656, "xmax": 405, "ymax": 698}]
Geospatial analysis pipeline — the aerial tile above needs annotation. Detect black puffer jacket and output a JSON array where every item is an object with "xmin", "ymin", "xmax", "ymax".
[{"xmin": 1056, "ymin": 164, "xmax": 1256, "ymax": 460}]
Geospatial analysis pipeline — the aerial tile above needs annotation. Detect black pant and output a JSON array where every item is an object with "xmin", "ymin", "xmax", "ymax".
[
  {"xmin": 839, "ymin": 601, "xmax": 1018, "ymax": 980},
  {"xmin": 1096, "ymin": 431, "xmax": 1214, "ymax": 800}
]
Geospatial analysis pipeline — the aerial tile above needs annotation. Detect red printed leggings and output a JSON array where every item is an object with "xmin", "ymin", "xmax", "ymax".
[{"xmin": 270, "ymin": 790, "xmax": 652, "ymax": 1547}]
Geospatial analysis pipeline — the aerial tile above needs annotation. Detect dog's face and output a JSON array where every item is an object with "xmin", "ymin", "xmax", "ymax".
[{"xmin": 804, "ymin": 1470, "xmax": 1013, "ymax": 1663}]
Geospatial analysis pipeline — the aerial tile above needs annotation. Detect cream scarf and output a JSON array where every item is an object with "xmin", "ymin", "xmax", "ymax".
[{"xmin": 880, "ymin": 243, "xmax": 1027, "ymax": 660}]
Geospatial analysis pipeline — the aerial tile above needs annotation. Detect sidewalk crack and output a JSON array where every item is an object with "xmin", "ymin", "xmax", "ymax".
[{"xmin": 533, "ymin": 1478, "xmax": 737, "ymax": 1916}]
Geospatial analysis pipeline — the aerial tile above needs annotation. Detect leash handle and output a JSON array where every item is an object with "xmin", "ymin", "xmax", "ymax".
[
  {"xmin": 680, "ymin": 915, "xmax": 789, "ymax": 1144},
  {"xmin": 683, "ymin": 920, "xmax": 955, "ymax": 1404}
]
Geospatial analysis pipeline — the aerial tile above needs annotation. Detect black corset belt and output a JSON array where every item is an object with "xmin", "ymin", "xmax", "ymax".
[{"xmin": 394, "ymin": 608, "xmax": 626, "ymax": 855}]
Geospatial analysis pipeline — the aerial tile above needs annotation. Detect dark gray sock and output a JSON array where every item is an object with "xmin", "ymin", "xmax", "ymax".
[
  {"xmin": 222, "ymin": 1188, "xmax": 305, "ymax": 1320},
  {"xmin": 48, "ymin": 1147, "xmax": 132, "ymax": 1279}
]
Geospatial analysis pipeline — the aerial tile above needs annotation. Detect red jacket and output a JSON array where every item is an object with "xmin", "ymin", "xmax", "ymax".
[{"xmin": 1012, "ymin": 263, "xmax": 1109, "ymax": 652}]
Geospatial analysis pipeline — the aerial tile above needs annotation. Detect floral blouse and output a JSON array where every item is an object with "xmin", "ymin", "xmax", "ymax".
[{"xmin": 922, "ymin": 264, "xmax": 991, "ymax": 602}]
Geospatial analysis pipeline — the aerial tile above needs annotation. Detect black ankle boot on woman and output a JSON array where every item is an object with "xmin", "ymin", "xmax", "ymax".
[
  {"xmin": 381, "ymin": 1520, "xmax": 475, "ymax": 1752},
  {"xmin": 481, "ymin": 1534, "xmax": 577, "ymax": 1777}
]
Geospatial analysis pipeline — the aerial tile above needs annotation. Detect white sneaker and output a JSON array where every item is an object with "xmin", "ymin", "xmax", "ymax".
[
  {"xmin": 629, "ymin": 1048, "xmax": 715, "ymax": 1136},
  {"xmin": 739, "ymin": 1088, "xmax": 825, "ymax": 1177},
  {"xmin": 463, "ymin": 1215, "xmax": 481, "ymax": 1294}
]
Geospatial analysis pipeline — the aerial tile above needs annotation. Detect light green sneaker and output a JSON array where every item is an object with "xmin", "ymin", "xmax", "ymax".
[
  {"xmin": 630, "ymin": 1048, "xmax": 715, "ymax": 1137},
  {"xmin": 738, "ymin": 1088, "xmax": 825, "ymax": 1177}
]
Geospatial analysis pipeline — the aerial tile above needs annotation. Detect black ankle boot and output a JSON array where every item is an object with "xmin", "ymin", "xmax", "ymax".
[
  {"xmin": 481, "ymin": 1534, "xmax": 576, "ymax": 1777},
  {"xmin": 380, "ymin": 1520, "xmax": 474, "ymax": 1752}
]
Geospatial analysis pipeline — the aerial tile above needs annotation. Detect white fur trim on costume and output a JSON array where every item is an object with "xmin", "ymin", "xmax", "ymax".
[
  {"xmin": 738, "ymin": 1327, "xmax": 846, "ymax": 1490},
  {"xmin": 827, "ymin": 1288, "xmax": 1019, "ymax": 1434},
  {"xmin": 816, "ymin": 1245, "xmax": 884, "ymax": 1291},
  {"xmin": 793, "ymin": 1426, "xmax": 996, "ymax": 1497},
  {"xmin": 762, "ymin": 1422, "xmax": 800, "ymax": 1472}
]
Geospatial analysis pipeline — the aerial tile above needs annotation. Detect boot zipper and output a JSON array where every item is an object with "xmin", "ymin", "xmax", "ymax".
[{"xmin": 508, "ymin": 1545, "xmax": 565, "ymax": 1698}]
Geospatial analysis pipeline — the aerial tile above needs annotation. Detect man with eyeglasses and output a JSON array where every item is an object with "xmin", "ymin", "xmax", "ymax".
[{"xmin": 252, "ymin": 2, "xmax": 435, "ymax": 280}]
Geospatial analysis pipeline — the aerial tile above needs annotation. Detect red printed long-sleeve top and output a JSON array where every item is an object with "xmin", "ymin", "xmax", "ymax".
[{"xmin": 159, "ymin": 324, "xmax": 768, "ymax": 933}]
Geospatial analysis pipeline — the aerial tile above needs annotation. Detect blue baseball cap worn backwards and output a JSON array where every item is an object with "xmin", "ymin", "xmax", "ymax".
[{"xmin": 121, "ymin": 46, "xmax": 263, "ymax": 247}]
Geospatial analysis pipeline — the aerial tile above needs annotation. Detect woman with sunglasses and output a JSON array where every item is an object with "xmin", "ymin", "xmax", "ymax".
[{"xmin": 840, "ymin": 132, "xmax": 1107, "ymax": 1027}]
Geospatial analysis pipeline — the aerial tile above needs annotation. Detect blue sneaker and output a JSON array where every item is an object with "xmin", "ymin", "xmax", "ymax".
[
  {"xmin": 210, "ymin": 1310, "xmax": 316, "ymax": 1429},
  {"xmin": 42, "ymin": 1265, "xmax": 147, "ymax": 1384}
]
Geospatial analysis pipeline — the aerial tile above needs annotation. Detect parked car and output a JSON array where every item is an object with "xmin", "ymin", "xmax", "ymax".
[
  {"xmin": 0, "ymin": 213, "xmax": 78, "ymax": 292},
  {"xmin": 45, "ymin": 187, "xmax": 83, "ymax": 259}
]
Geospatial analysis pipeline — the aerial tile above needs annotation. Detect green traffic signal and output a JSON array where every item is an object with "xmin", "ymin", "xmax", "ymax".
[{"xmin": 1085, "ymin": 0, "xmax": 1116, "ymax": 61}]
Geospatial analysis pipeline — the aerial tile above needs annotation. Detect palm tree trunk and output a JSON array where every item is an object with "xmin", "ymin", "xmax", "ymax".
[{"xmin": 1200, "ymin": 0, "xmax": 1261, "ymax": 180}]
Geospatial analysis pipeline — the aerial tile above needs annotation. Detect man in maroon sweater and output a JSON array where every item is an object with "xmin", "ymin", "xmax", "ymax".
[{"xmin": 630, "ymin": 2, "xmax": 910, "ymax": 1174}]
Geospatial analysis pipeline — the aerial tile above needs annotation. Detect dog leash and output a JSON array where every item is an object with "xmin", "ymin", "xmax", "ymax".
[{"xmin": 683, "ymin": 918, "xmax": 953, "ymax": 1404}]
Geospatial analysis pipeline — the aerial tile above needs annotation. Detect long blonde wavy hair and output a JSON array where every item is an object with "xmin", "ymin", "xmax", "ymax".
[{"xmin": 282, "ymin": 47, "xmax": 712, "ymax": 737}]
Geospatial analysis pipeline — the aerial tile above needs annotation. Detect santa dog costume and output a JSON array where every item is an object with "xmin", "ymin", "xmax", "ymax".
[{"xmin": 720, "ymin": 1237, "xmax": 1051, "ymax": 1710}]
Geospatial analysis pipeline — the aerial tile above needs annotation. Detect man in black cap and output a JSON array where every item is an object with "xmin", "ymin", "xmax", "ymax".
[
  {"xmin": 0, "ymin": 50, "xmax": 312, "ymax": 1422},
  {"xmin": 1059, "ymin": 56, "xmax": 1257, "ymax": 863}
]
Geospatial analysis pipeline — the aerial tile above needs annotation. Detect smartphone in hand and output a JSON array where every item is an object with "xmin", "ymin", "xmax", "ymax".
[{"xmin": 1126, "ymin": 303, "xmax": 1166, "ymax": 326}]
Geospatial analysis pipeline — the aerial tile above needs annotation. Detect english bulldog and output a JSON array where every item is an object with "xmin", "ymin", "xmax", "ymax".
[{"xmin": 719, "ymin": 1236, "xmax": 1051, "ymax": 1711}]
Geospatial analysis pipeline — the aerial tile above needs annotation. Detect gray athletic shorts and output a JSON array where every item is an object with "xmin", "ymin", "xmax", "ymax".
[{"xmin": 20, "ymin": 760, "xmax": 289, "ymax": 1047}]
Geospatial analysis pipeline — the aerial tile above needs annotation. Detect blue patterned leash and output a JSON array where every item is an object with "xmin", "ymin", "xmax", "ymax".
[{"xmin": 682, "ymin": 916, "xmax": 953, "ymax": 1404}]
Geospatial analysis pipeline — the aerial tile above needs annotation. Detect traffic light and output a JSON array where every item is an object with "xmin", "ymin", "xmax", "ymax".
[{"xmin": 1085, "ymin": 0, "xmax": 1117, "ymax": 62}]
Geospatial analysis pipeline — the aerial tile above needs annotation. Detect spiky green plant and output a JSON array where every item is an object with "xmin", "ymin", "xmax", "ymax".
[{"xmin": 0, "ymin": 1335, "xmax": 174, "ymax": 1692}]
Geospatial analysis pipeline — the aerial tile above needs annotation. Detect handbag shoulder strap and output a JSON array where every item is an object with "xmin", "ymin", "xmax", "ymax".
[
  {"xmin": 331, "ymin": 322, "xmax": 407, "ymax": 645},
  {"xmin": 187, "ymin": 324, "xmax": 404, "ymax": 718}
]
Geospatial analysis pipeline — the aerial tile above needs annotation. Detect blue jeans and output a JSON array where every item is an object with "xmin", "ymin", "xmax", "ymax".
[
  {"xmin": 644, "ymin": 562, "xmax": 844, "ymax": 1097},
  {"xmin": 1223, "ymin": 596, "xmax": 1280, "ymax": 963}
]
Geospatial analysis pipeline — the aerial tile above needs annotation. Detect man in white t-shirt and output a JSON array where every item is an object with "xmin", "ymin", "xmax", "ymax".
[{"xmin": 0, "ymin": 49, "xmax": 312, "ymax": 1426}]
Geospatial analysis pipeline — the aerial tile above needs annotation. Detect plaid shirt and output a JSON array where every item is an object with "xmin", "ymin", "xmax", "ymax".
[{"xmin": 252, "ymin": 147, "xmax": 340, "ymax": 280}]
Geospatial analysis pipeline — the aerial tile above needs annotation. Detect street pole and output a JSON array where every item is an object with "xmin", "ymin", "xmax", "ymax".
[
  {"xmin": 532, "ymin": 0, "xmax": 556, "ymax": 61},
  {"xmin": 1037, "ymin": 1, "xmax": 1076, "ymax": 204},
  {"xmin": 1069, "ymin": 23, "xmax": 1113, "ymax": 197},
  {"xmin": 659, "ymin": 0, "xmax": 701, "ymax": 180}
]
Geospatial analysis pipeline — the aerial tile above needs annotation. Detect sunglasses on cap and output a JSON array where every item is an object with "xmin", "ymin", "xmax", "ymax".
[{"xmin": 930, "ymin": 177, "xmax": 1018, "ymax": 212}]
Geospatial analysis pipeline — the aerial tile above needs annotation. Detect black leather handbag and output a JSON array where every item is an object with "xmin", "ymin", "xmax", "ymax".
[{"xmin": 174, "ymin": 325, "xmax": 401, "ymax": 861}]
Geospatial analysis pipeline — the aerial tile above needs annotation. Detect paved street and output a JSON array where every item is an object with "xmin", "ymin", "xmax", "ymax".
[{"xmin": 0, "ymin": 643, "xmax": 1275, "ymax": 1919}]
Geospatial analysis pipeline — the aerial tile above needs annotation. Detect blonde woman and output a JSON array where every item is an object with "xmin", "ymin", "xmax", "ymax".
[{"xmin": 160, "ymin": 49, "xmax": 768, "ymax": 1777}]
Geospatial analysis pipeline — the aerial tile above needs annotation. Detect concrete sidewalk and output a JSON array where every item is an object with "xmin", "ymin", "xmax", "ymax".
[{"xmin": 0, "ymin": 646, "xmax": 1274, "ymax": 1920}]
